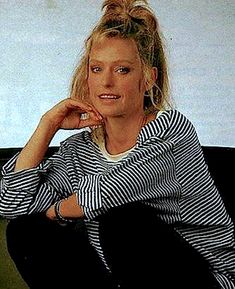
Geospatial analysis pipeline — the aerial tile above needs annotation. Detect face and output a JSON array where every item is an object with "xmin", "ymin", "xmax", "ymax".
[{"xmin": 87, "ymin": 37, "xmax": 147, "ymax": 119}]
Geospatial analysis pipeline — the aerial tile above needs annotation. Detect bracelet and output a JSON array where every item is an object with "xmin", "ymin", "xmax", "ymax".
[{"xmin": 54, "ymin": 200, "xmax": 75, "ymax": 224}]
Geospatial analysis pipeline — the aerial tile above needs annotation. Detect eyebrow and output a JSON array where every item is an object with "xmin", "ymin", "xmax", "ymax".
[{"xmin": 89, "ymin": 59, "xmax": 135, "ymax": 65}]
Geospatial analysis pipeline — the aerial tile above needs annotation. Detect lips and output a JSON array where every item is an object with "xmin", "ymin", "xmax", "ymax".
[{"xmin": 98, "ymin": 93, "xmax": 121, "ymax": 100}]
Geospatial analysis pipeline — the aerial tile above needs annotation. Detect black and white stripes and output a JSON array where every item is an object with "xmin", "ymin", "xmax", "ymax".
[{"xmin": 0, "ymin": 109, "xmax": 235, "ymax": 288}]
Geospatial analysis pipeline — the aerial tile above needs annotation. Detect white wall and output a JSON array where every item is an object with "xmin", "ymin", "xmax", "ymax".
[{"xmin": 0, "ymin": 0, "xmax": 234, "ymax": 148}]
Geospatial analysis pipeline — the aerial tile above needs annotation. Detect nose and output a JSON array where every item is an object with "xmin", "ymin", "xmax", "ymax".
[{"xmin": 101, "ymin": 70, "xmax": 114, "ymax": 88}]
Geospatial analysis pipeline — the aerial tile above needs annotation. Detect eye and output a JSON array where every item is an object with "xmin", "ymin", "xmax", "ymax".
[
  {"xmin": 90, "ymin": 66, "xmax": 102, "ymax": 73},
  {"xmin": 115, "ymin": 66, "xmax": 130, "ymax": 74}
]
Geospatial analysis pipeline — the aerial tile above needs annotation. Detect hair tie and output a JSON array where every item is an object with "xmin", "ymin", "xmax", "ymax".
[{"xmin": 133, "ymin": 0, "xmax": 152, "ymax": 11}]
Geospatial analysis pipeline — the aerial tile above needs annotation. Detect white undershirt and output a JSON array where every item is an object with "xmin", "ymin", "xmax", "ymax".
[
  {"xmin": 92, "ymin": 111, "xmax": 164, "ymax": 162},
  {"xmin": 99, "ymin": 143, "xmax": 133, "ymax": 162}
]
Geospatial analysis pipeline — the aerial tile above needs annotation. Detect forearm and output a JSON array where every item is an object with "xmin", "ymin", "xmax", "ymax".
[
  {"xmin": 14, "ymin": 98, "xmax": 102, "ymax": 172},
  {"xmin": 46, "ymin": 194, "xmax": 84, "ymax": 220},
  {"xmin": 0, "ymin": 143, "xmax": 74, "ymax": 218},
  {"xmin": 14, "ymin": 116, "xmax": 58, "ymax": 172},
  {"xmin": 78, "ymin": 145, "xmax": 179, "ymax": 220},
  {"xmin": 59, "ymin": 194, "xmax": 84, "ymax": 218},
  {"xmin": 0, "ymin": 175, "xmax": 58, "ymax": 218}
]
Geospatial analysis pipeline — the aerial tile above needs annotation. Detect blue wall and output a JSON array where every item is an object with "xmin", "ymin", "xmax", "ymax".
[{"xmin": 0, "ymin": 0, "xmax": 234, "ymax": 148}]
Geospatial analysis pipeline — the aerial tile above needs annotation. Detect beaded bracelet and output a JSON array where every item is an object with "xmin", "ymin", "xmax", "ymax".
[{"xmin": 54, "ymin": 200, "xmax": 75, "ymax": 224}]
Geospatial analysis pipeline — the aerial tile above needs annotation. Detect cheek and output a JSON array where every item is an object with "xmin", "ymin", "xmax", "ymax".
[
  {"xmin": 123, "ymin": 73, "xmax": 145, "ymax": 95},
  {"xmin": 126, "ymin": 79, "xmax": 144, "ymax": 97},
  {"xmin": 138, "ymin": 77, "xmax": 146, "ymax": 94},
  {"xmin": 87, "ymin": 78, "xmax": 96, "ymax": 105},
  {"xmin": 87, "ymin": 77, "xmax": 97, "ymax": 96},
  {"xmin": 87, "ymin": 77, "xmax": 93, "ymax": 91}
]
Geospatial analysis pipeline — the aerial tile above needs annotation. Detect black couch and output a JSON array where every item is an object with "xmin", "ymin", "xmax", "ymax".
[
  {"xmin": 0, "ymin": 146, "xmax": 234, "ymax": 288},
  {"xmin": 0, "ymin": 146, "xmax": 234, "ymax": 221}
]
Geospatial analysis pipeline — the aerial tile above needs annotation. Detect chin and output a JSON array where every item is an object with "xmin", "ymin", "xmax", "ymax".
[{"xmin": 96, "ymin": 108, "xmax": 121, "ymax": 118}]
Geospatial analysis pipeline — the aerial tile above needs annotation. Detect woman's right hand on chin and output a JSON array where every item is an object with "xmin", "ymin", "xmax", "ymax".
[{"xmin": 40, "ymin": 98, "xmax": 103, "ymax": 132}]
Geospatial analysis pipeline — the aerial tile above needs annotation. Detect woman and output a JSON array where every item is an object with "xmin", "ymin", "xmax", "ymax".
[{"xmin": 1, "ymin": 0, "xmax": 234, "ymax": 288}]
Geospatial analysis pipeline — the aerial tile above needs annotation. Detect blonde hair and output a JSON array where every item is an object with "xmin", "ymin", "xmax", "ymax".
[{"xmin": 70, "ymin": 0, "xmax": 171, "ymax": 112}]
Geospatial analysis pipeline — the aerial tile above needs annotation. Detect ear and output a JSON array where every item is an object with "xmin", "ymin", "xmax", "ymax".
[{"xmin": 145, "ymin": 67, "xmax": 158, "ymax": 91}]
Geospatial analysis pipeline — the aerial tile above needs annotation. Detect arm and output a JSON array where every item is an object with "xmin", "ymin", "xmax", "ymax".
[
  {"xmin": 15, "ymin": 99, "xmax": 102, "ymax": 171},
  {"xmin": 46, "ymin": 193, "xmax": 84, "ymax": 220},
  {"xmin": 0, "ymin": 99, "xmax": 102, "ymax": 218},
  {"xmin": 44, "ymin": 138, "xmax": 176, "ymax": 221},
  {"xmin": 44, "ymin": 110, "xmax": 195, "ymax": 221},
  {"xmin": 0, "ymin": 145, "xmax": 76, "ymax": 218},
  {"xmin": 73, "ymin": 110, "xmax": 202, "ymax": 220},
  {"xmin": 77, "ymin": 139, "xmax": 179, "ymax": 219}
]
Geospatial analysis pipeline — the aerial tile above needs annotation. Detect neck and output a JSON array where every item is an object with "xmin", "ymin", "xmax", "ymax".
[{"xmin": 104, "ymin": 114, "xmax": 147, "ymax": 155}]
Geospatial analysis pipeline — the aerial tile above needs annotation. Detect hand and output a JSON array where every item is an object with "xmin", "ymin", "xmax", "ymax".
[
  {"xmin": 45, "ymin": 203, "xmax": 57, "ymax": 221},
  {"xmin": 41, "ymin": 98, "xmax": 103, "ymax": 132},
  {"xmin": 45, "ymin": 195, "xmax": 84, "ymax": 221}
]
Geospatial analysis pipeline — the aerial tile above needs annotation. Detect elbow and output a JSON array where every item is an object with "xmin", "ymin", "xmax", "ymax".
[
  {"xmin": 0, "ymin": 191, "xmax": 32, "ymax": 219},
  {"xmin": 0, "ymin": 204, "xmax": 29, "ymax": 219}
]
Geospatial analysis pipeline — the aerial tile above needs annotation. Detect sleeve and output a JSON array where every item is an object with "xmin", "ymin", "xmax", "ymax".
[
  {"xmin": 76, "ymin": 110, "xmax": 202, "ymax": 221},
  {"xmin": 77, "ymin": 141, "xmax": 180, "ymax": 220},
  {"xmin": 0, "ymin": 145, "xmax": 73, "ymax": 219},
  {"xmin": 77, "ymin": 111, "xmax": 187, "ymax": 220}
]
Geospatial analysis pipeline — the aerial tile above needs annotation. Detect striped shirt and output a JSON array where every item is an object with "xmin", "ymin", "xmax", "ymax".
[{"xmin": 0, "ymin": 109, "xmax": 235, "ymax": 288}]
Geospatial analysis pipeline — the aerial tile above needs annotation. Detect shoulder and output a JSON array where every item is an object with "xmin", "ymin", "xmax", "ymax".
[
  {"xmin": 143, "ymin": 109, "xmax": 198, "ymax": 145},
  {"xmin": 162, "ymin": 110, "xmax": 200, "ymax": 147},
  {"xmin": 157, "ymin": 109, "xmax": 193, "ymax": 128},
  {"xmin": 162, "ymin": 109, "xmax": 195, "ymax": 135}
]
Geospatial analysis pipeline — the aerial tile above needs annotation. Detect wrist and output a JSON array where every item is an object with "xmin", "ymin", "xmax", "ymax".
[
  {"xmin": 40, "ymin": 114, "xmax": 60, "ymax": 136},
  {"xmin": 54, "ymin": 200, "xmax": 75, "ymax": 224}
]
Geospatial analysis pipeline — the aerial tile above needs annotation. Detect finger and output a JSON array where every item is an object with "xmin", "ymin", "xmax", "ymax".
[
  {"xmin": 66, "ymin": 101, "xmax": 103, "ymax": 122},
  {"xmin": 83, "ymin": 102, "xmax": 103, "ymax": 120},
  {"xmin": 78, "ymin": 110, "xmax": 103, "ymax": 127},
  {"xmin": 70, "ymin": 99, "xmax": 103, "ymax": 119},
  {"xmin": 66, "ymin": 99, "xmax": 94, "ymax": 113},
  {"xmin": 79, "ymin": 118, "xmax": 103, "ymax": 129},
  {"xmin": 74, "ymin": 104, "xmax": 102, "ymax": 121},
  {"xmin": 87, "ymin": 110, "xmax": 103, "ymax": 122},
  {"xmin": 64, "ymin": 99, "xmax": 103, "ymax": 121}
]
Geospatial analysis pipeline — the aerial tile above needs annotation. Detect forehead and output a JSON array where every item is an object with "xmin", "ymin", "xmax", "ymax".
[{"xmin": 89, "ymin": 36, "xmax": 141, "ymax": 64}]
